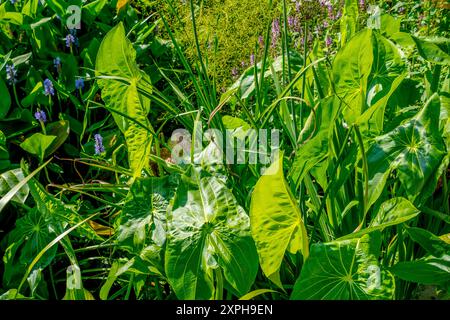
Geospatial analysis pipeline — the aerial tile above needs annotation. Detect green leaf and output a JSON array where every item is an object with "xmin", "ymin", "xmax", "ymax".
[
  {"xmin": 250, "ymin": 153, "xmax": 309, "ymax": 287},
  {"xmin": 333, "ymin": 29, "xmax": 373, "ymax": 124},
  {"xmin": 99, "ymin": 259, "xmax": 134, "ymax": 300},
  {"xmin": 0, "ymin": 168, "xmax": 29, "ymax": 204},
  {"xmin": 291, "ymin": 233, "xmax": 395, "ymax": 300},
  {"xmin": 0, "ymin": 78, "xmax": 11, "ymax": 119},
  {"xmin": 44, "ymin": 120, "xmax": 70, "ymax": 157},
  {"xmin": 63, "ymin": 265, "xmax": 95, "ymax": 300},
  {"xmin": 165, "ymin": 167, "xmax": 258, "ymax": 299},
  {"xmin": 413, "ymin": 37, "xmax": 450, "ymax": 65},
  {"xmin": 391, "ymin": 255, "xmax": 450, "ymax": 286},
  {"xmin": 338, "ymin": 197, "xmax": 420, "ymax": 240},
  {"xmin": 333, "ymin": 30, "xmax": 405, "ymax": 127},
  {"xmin": 239, "ymin": 289, "xmax": 278, "ymax": 300},
  {"xmin": 367, "ymin": 93, "xmax": 446, "ymax": 205},
  {"xmin": 380, "ymin": 14, "xmax": 401, "ymax": 37},
  {"xmin": 290, "ymin": 97, "xmax": 339, "ymax": 187},
  {"xmin": 405, "ymin": 227, "xmax": 450, "ymax": 258},
  {"xmin": 116, "ymin": 176, "xmax": 176, "ymax": 276},
  {"xmin": 3, "ymin": 208, "xmax": 57, "ymax": 288},
  {"xmin": 96, "ymin": 23, "xmax": 153, "ymax": 177},
  {"xmin": 20, "ymin": 133, "xmax": 56, "ymax": 162},
  {"xmin": 391, "ymin": 32, "xmax": 450, "ymax": 65},
  {"xmin": 340, "ymin": 0, "xmax": 359, "ymax": 45},
  {"xmin": 25, "ymin": 173, "xmax": 99, "ymax": 240}
]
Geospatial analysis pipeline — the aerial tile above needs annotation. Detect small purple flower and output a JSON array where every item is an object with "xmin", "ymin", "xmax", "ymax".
[
  {"xmin": 398, "ymin": 7, "xmax": 405, "ymax": 14},
  {"xmin": 271, "ymin": 18, "xmax": 281, "ymax": 48},
  {"xmin": 326, "ymin": 36, "xmax": 332, "ymax": 47},
  {"xmin": 323, "ymin": 20, "xmax": 329, "ymax": 28},
  {"xmin": 75, "ymin": 78, "xmax": 84, "ymax": 90},
  {"xmin": 43, "ymin": 78, "xmax": 55, "ymax": 96},
  {"xmin": 65, "ymin": 34, "xmax": 76, "ymax": 48},
  {"xmin": 295, "ymin": 1, "xmax": 301, "ymax": 12},
  {"xmin": 241, "ymin": 61, "xmax": 246, "ymax": 68},
  {"xmin": 258, "ymin": 35, "xmax": 264, "ymax": 48},
  {"xmin": 288, "ymin": 16, "xmax": 295, "ymax": 29},
  {"xmin": 327, "ymin": 4, "xmax": 334, "ymax": 19},
  {"xmin": 5, "ymin": 64, "xmax": 17, "ymax": 85},
  {"xmin": 34, "ymin": 110, "xmax": 47, "ymax": 123},
  {"xmin": 231, "ymin": 67, "xmax": 239, "ymax": 78},
  {"xmin": 94, "ymin": 134, "xmax": 105, "ymax": 155},
  {"xmin": 359, "ymin": 0, "xmax": 365, "ymax": 9},
  {"xmin": 250, "ymin": 53, "xmax": 255, "ymax": 66}
]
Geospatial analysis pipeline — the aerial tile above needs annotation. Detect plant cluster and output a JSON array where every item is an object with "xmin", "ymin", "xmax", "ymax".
[{"xmin": 0, "ymin": 0, "xmax": 449, "ymax": 300}]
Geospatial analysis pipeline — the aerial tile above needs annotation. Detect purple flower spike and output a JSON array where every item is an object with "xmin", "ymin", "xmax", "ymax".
[
  {"xmin": 326, "ymin": 36, "xmax": 332, "ymax": 47},
  {"xmin": 66, "ymin": 34, "xmax": 76, "ymax": 48},
  {"xmin": 5, "ymin": 64, "xmax": 17, "ymax": 85},
  {"xmin": 75, "ymin": 78, "xmax": 85, "ymax": 90},
  {"xmin": 43, "ymin": 78, "xmax": 55, "ymax": 96},
  {"xmin": 258, "ymin": 35, "xmax": 264, "ymax": 48},
  {"xmin": 250, "ymin": 53, "xmax": 255, "ymax": 66},
  {"xmin": 231, "ymin": 67, "xmax": 239, "ymax": 78},
  {"xmin": 94, "ymin": 134, "xmax": 105, "ymax": 155},
  {"xmin": 34, "ymin": 110, "xmax": 47, "ymax": 123},
  {"xmin": 271, "ymin": 18, "xmax": 281, "ymax": 48}
]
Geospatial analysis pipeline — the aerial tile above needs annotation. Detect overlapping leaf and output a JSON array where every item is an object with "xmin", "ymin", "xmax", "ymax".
[
  {"xmin": 251, "ymin": 153, "xmax": 309, "ymax": 287},
  {"xmin": 165, "ymin": 167, "xmax": 258, "ymax": 299},
  {"xmin": 291, "ymin": 233, "xmax": 395, "ymax": 300},
  {"xmin": 96, "ymin": 23, "xmax": 153, "ymax": 177}
]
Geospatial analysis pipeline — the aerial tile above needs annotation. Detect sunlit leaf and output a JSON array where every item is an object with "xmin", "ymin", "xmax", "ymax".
[
  {"xmin": 251, "ymin": 153, "xmax": 309, "ymax": 287},
  {"xmin": 165, "ymin": 167, "xmax": 258, "ymax": 299},
  {"xmin": 291, "ymin": 233, "xmax": 395, "ymax": 300}
]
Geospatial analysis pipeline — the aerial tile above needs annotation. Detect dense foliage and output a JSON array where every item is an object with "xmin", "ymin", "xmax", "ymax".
[{"xmin": 0, "ymin": 0, "xmax": 449, "ymax": 300}]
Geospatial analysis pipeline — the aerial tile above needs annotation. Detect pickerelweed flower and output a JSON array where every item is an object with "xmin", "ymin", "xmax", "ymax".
[
  {"xmin": 75, "ymin": 78, "xmax": 85, "ymax": 90},
  {"xmin": 66, "ymin": 34, "xmax": 76, "ymax": 48},
  {"xmin": 258, "ymin": 35, "xmax": 264, "ymax": 48},
  {"xmin": 43, "ymin": 78, "xmax": 55, "ymax": 96},
  {"xmin": 231, "ymin": 67, "xmax": 239, "ymax": 78},
  {"xmin": 34, "ymin": 110, "xmax": 47, "ymax": 123},
  {"xmin": 250, "ymin": 53, "xmax": 255, "ymax": 66},
  {"xmin": 271, "ymin": 18, "xmax": 281, "ymax": 48},
  {"xmin": 288, "ymin": 16, "xmax": 295, "ymax": 29},
  {"xmin": 5, "ymin": 64, "xmax": 17, "ymax": 85},
  {"xmin": 53, "ymin": 57, "xmax": 61, "ymax": 72},
  {"xmin": 94, "ymin": 134, "xmax": 105, "ymax": 155}
]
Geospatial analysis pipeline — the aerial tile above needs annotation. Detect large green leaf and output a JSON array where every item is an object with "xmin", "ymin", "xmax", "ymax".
[
  {"xmin": 333, "ymin": 29, "xmax": 406, "ymax": 127},
  {"xmin": 391, "ymin": 255, "xmax": 450, "ymax": 286},
  {"xmin": 405, "ymin": 227, "xmax": 450, "ymax": 258},
  {"xmin": 2, "ymin": 208, "xmax": 57, "ymax": 288},
  {"xmin": 338, "ymin": 197, "xmax": 420, "ymax": 240},
  {"xmin": 367, "ymin": 94, "xmax": 446, "ymax": 205},
  {"xmin": 291, "ymin": 233, "xmax": 395, "ymax": 300},
  {"xmin": 20, "ymin": 133, "xmax": 56, "ymax": 162},
  {"xmin": 250, "ymin": 153, "xmax": 309, "ymax": 287},
  {"xmin": 117, "ymin": 176, "xmax": 176, "ymax": 252},
  {"xmin": 333, "ymin": 29, "xmax": 373, "ymax": 124},
  {"xmin": 165, "ymin": 168, "xmax": 258, "ymax": 299},
  {"xmin": 96, "ymin": 23, "xmax": 153, "ymax": 177}
]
